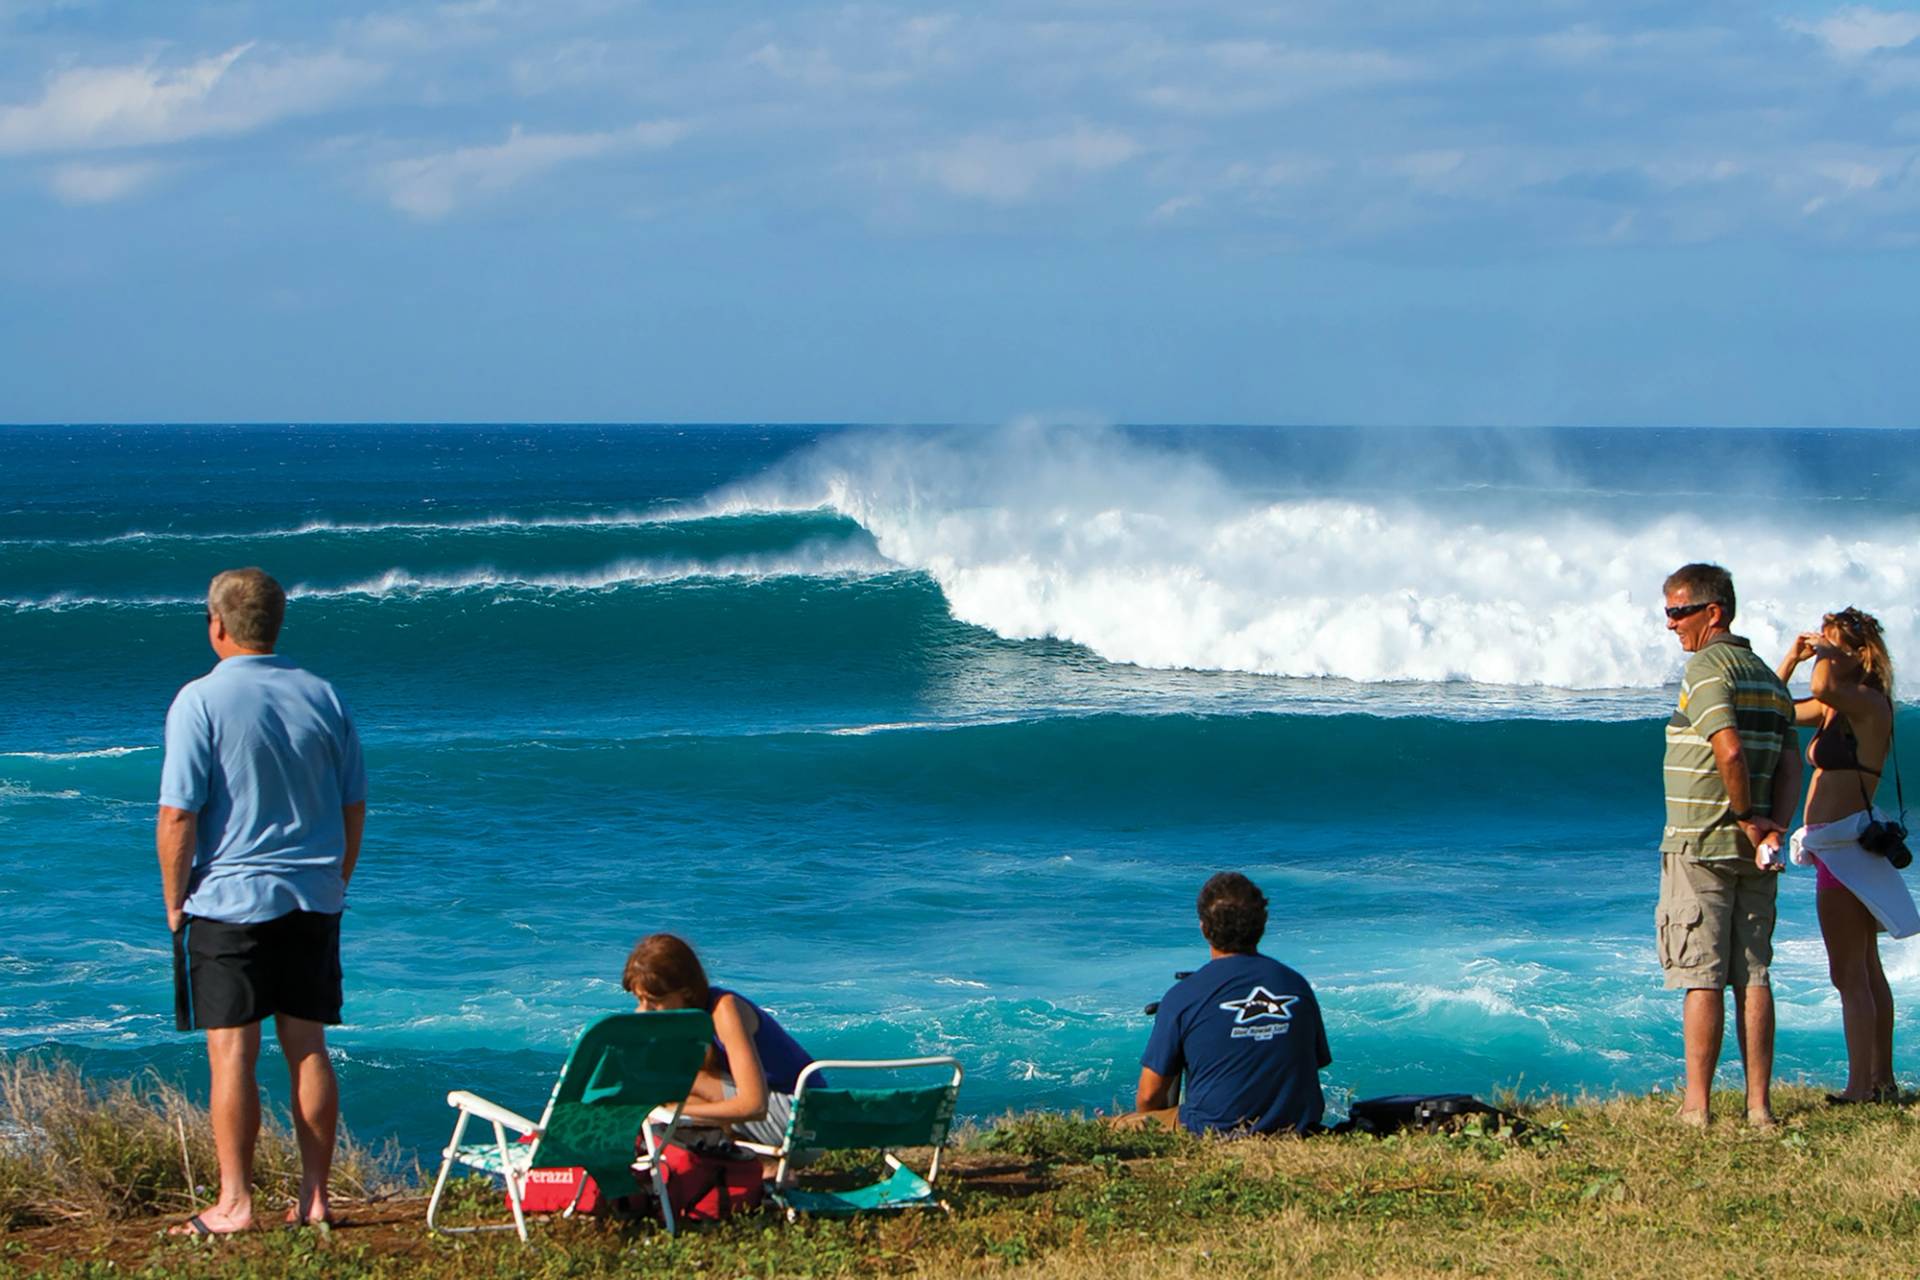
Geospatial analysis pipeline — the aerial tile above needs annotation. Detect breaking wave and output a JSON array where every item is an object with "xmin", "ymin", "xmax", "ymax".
[{"xmin": 699, "ymin": 425, "xmax": 1920, "ymax": 690}]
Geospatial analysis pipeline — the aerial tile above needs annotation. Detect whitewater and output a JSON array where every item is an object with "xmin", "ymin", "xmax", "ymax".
[{"xmin": 2, "ymin": 421, "xmax": 1916, "ymax": 1157}]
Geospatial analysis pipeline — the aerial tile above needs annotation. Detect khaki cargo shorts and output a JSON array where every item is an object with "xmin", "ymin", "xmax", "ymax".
[{"xmin": 1656, "ymin": 853, "xmax": 1778, "ymax": 989}]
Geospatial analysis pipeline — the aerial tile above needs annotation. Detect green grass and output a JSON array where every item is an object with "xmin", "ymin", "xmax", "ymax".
[{"xmin": 7, "ymin": 1060, "xmax": 1920, "ymax": 1278}]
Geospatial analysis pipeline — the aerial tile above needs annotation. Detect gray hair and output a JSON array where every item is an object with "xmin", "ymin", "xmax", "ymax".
[
  {"xmin": 207, "ymin": 568, "xmax": 286, "ymax": 649},
  {"xmin": 1662, "ymin": 563, "xmax": 1735, "ymax": 623}
]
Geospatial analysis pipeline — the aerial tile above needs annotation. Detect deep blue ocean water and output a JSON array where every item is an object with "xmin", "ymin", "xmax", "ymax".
[{"xmin": 3, "ymin": 423, "xmax": 1917, "ymax": 1159}]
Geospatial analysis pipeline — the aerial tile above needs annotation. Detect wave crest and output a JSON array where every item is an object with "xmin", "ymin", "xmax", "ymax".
[{"xmin": 705, "ymin": 424, "xmax": 1920, "ymax": 690}]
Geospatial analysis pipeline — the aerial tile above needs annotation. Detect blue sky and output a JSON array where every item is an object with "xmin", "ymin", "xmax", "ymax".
[{"xmin": 2, "ymin": 1, "xmax": 1919, "ymax": 426}]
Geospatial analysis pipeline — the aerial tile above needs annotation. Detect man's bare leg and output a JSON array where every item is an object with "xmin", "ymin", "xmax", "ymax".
[
  {"xmin": 276, "ymin": 1016, "xmax": 338, "ymax": 1225},
  {"xmin": 1733, "ymin": 984, "xmax": 1775, "ymax": 1124},
  {"xmin": 1680, "ymin": 988, "xmax": 1724, "ymax": 1123},
  {"xmin": 172, "ymin": 1023, "xmax": 262, "ymax": 1233}
]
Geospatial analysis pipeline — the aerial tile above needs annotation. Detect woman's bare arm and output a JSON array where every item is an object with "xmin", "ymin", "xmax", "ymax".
[
  {"xmin": 678, "ymin": 994, "xmax": 771, "ymax": 1123},
  {"xmin": 1809, "ymin": 649, "xmax": 1889, "ymax": 730}
]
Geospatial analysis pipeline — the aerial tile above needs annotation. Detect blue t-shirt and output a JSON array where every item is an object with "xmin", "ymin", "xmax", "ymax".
[
  {"xmin": 1141, "ymin": 953, "xmax": 1331, "ymax": 1136},
  {"xmin": 159, "ymin": 654, "xmax": 367, "ymax": 924}
]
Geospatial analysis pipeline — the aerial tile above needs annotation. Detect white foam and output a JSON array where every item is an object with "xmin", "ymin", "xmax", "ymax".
[
  {"xmin": 0, "ymin": 746, "xmax": 154, "ymax": 760},
  {"xmin": 304, "ymin": 547, "xmax": 896, "ymax": 597},
  {"xmin": 0, "ymin": 509, "xmax": 689, "ymax": 548},
  {"xmin": 0, "ymin": 545, "xmax": 901, "ymax": 611},
  {"xmin": 708, "ymin": 424, "xmax": 1920, "ymax": 690}
]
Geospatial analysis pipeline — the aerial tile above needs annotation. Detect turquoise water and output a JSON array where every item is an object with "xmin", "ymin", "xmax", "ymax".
[{"xmin": 3, "ymin": 423, "xmax": 1917, "ymax": 1158}]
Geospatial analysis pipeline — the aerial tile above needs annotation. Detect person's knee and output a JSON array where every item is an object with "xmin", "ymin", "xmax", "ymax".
[
  {"xmin": 1828, "ymin": 951, "xmax": 1872, "ymax": 992},
  {"xmin": 206, "ymin": 1025, "xmax": 262, "ymax": 1069},
  {"xmin": 275, "ymin": 1015, "xmax": 331, "ymax": 1060}
]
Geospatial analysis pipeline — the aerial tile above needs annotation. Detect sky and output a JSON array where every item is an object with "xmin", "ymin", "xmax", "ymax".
[{"xmin": 2, "ymin": 1, "xmax": 1919, "ymax": 426}]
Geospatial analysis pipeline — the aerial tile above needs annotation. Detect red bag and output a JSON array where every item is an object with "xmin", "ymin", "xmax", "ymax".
[
  {"xmin": 659, "ymin": 1138, "xmax": 765, "ymax": 1222},
  {"xmin": 509, "ymin": 1135, "xmax": 604, "ymax": 1214}
]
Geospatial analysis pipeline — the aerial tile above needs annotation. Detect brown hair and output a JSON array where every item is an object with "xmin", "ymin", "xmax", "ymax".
[
  {"xmin": 1662, "ymin": 563, "xmax": 1735, "ymax": 623},
  {"xmin": 621, "ymin": 933, "xmax": 710, "ymax": 1009},
  {"xmin": 207, "ymin": 568, "xmax": 286, "ymax": 649},
  {"xmin": 1197, "ymin": 872, "xmax": 1268, "ymax": 954},
  {"xmin": 1825, "ymin": 606, "xmax": 1897, "ymax": 700}
]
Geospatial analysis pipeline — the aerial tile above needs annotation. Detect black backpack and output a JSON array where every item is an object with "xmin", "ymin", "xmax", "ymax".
[{"xmin": 1333, "ymin": 1093, "xmax": 1523, "ymax": 1136}]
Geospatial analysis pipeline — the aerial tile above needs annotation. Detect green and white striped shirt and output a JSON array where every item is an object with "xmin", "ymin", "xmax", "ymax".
[{"xmin": 1660, "ymin": 637, "xmax": 1795, "ymax": 861}]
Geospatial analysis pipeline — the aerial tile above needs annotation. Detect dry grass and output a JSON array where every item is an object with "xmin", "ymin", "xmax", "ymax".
[
  {"xmin": 0, "ymin": 1055, "xmax": 395, "ymax": 1229},
  {"xmin": 6, "ymin": 1079, "xmax": 1920, "ymax": 1277}
]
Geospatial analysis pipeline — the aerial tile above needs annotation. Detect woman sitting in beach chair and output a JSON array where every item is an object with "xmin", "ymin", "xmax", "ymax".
[{"xmin": 621, "ymin": 933, "xmax": 819, "ymax": 1149}]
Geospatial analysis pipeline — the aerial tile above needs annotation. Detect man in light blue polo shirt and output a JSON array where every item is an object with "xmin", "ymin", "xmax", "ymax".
[{"xmin": 157, "ymin": 568, "xmax": 366, "ymax": 1236}]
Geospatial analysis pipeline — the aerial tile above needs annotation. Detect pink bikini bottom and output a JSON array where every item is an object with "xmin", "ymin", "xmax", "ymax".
[{"xmin": 1810, "ymin": 854, "xmax": 1843, "ymax": 895}]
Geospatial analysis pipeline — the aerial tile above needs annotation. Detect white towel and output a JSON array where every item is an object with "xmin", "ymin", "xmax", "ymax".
[{"xmin": 1790, "ymin": 809, "xmax": 1920, "ymax": 939}]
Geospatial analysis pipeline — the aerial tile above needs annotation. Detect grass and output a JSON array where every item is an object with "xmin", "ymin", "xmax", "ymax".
[
  {"xmin": 0, "ymin": 1055, "xmax": 394, "ymax": 1230},
  {"xmin": 5, "ymin": 1058, "xmax": 1920, "ymax": 1277}
]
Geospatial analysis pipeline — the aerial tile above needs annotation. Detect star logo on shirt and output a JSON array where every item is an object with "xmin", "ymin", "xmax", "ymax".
[{"xmin": 1218, "ymin": 986, "xmax": 1299, "ymax": 1026}]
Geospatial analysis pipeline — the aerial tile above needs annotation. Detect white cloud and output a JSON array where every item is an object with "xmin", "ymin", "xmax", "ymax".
[
  {"xmin": 376, "ymin": 120, "xmax": 686, "ymax": 219},
  {"xmin": 509, "ymin": 39, "xmax": 613, "ymax": 95},
  {"xmin": 1391, "ymin": 149, "xmax": 1468, "ymax": 185},
  {"xmin": 1138, "ymin": 40, "xmax": 1417, "ymax": 116},
  {"xmin": 1787, "ymin": 7, "xmax": 1920, "ymax": 57},
  {"xmin": 1149, "ymin": 193, "xmax": 1203, "ymax": 224},
  {"xmin": 919, "ymin": 125, "xmax": 1137, "ymax": 204},
  {"xmin": 746, "ymin": 41, "xmax": 910, "ymax": 92},
  {"xmin": 46, "ymin": 158, "xmax": 166, "ymax": 203},
  {"xmin": 0, "ymin": 43, "xmax": 384, "ymax": 155}
]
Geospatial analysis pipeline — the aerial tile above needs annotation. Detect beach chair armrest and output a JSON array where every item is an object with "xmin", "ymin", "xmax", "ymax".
[
  {"xmin": 732, "ymin": 1139, "xmax": 781, "ymax": 1157},
  {"xmin": 446, "ymin": 1090, "xmax": 541, "ymax": 1135}
]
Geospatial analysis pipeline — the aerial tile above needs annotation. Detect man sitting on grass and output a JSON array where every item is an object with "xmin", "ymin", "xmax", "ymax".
[{"xmin": 1125, "ymin": 872, "xmax": 1331, "ymax": 1136}]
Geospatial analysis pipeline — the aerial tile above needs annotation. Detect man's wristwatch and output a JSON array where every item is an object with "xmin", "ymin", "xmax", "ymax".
[{"xmin": 1730, "ymin": 808, "xmax": 1756, "ymax": 822}]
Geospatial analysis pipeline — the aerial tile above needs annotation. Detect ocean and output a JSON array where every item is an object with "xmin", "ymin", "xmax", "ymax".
[{"xmin": 2, "ymin": 422, "xmax": 1916, "ymax": 1158}]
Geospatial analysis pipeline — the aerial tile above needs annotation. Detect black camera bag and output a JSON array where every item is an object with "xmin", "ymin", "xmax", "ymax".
[
  {"xmin": 1333, "ymin": 1093, "xmax": 1523, "ymax": 1137},
  {"xmin": 1854, "ymin": 715, "xmax": 1910, "ymax": 869}
]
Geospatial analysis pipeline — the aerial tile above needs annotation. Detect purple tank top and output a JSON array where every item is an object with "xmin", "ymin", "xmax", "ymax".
[{"xmin": 707, "ymin": 987, "xmax": 817, "ymax": 1095}]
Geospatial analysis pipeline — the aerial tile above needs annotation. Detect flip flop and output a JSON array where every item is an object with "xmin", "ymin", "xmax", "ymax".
[
  {"xmin": 167, "ymin": 1213, "xmax": 237, "ymax": 1238},
  {"xmin": 1825, "ymin": 1092, "xmax": 1875, "ymax": 1105}
]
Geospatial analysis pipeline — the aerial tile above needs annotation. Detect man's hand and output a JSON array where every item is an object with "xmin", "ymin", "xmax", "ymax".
[
  {"xmin": 167, "ymin": 904, "xmax": 185, "ymax": 933},
  {"xmin": 1741, "ymin": 817, "xmax": 1785, "ymax": 872}
]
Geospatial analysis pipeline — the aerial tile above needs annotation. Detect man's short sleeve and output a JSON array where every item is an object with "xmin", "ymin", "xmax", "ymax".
[
  {"xmin": 337, "ymin": 701, "xmax": 367, "ymax": 806},
  {"xmin": 1683, "ymin": 659, "xmax": 1738, "ymax": 740},
  {"xmin": 158, "ymin": 687, "xmax": 211, "ymax": 812},
  {"xmin": 1141, "ymin": 994, "xmax": 1186, "ymax": 1078}
]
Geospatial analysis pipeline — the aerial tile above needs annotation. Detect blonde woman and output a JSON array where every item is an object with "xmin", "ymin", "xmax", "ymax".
[{"xmin": 1778, "ymin": 607, "xmax": 1907, "ymax": 1103}]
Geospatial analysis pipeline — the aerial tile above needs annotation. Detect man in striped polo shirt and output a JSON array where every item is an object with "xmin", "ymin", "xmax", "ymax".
[{"xmin": 1658, "ymin": 562, "xmax": 1801, "ymax": 1128}]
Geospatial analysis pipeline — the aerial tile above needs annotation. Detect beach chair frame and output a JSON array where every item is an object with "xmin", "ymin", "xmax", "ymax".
[
  {"xmin": 742, "ymin": 1055, "xmax": 965, "ymax": 1220},
  {"xmin": 425, "ymin": 1010, "xmax": 712, "ymax": 1241}
]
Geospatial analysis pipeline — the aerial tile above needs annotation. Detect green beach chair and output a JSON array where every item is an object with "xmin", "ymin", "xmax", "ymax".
[
  {"xmin": 425, "ymin": 1010, "xmax": 713, "ymax": 1241},
  {"xmin": 746, "ymin": 1056, "xmax": 965, "ymax": 1221}
]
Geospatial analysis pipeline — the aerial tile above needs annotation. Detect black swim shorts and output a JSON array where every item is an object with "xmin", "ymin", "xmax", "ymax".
[{"xmin": 173, "ymin": 910, "xmax": 343, "ymax": 1031}]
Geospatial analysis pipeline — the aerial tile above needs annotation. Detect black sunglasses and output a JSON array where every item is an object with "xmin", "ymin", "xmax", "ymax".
[{"xmin": 1664, "ymin": 602, "xmax": 1714, "ymax": 621}]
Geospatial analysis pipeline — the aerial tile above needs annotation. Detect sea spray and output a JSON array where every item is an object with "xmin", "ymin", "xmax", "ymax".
[{"xmin": 706, "ymin": 424, "xmax": 1920, "ymax": 688}]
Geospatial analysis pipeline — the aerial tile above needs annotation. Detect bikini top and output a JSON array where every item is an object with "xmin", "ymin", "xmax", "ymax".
[{"xmin": 1809, "ymin": 710, "xmax": 1882, "ymax": 777}]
